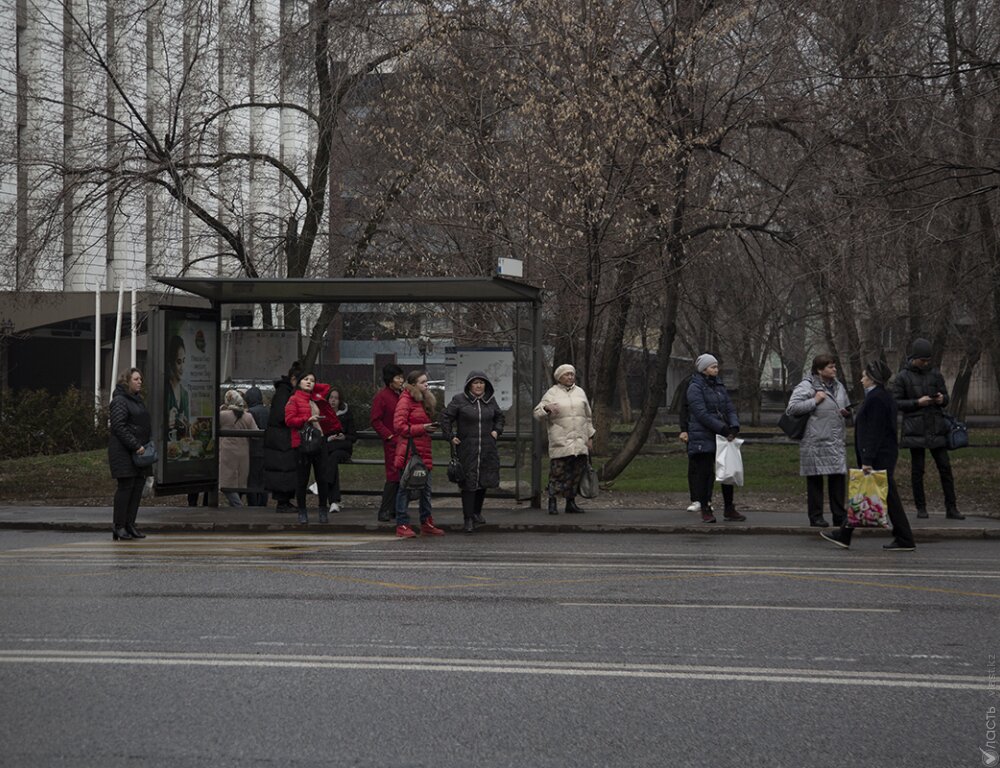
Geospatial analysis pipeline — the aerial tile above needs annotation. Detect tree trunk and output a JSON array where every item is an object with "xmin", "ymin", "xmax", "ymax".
[
  {"xmin": 591, "ymin": 256, "xmax": 638, "ymax": 454},
  {"xmin": 599, "ymin": 274, "xmax": 679, "ymax": 481},
  {"xmin": 950, "ymin": 343, "xmax": 981, "ymax": 420}
]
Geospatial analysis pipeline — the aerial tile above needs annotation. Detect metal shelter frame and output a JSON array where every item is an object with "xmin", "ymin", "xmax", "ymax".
[{"xmin": 155, "ymin": 276, "xmax": 545, "ymax": 506}]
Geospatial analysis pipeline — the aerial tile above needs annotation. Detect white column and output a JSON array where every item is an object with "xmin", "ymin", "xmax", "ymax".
[
  {"xmin": 130, "ymin": 287, "xmax": 137, "ymax": 368},
  {"xmin": 94, "ymin": 289, "xmax": 101, "ymax": 422}
]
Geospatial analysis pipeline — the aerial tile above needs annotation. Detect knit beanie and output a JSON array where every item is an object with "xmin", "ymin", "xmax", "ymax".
[
  {"xmin": 553, "ymin": 364, "xmax": 576, "ymax": 382},
  {"xmin": 910, "ymin": 338, "xmax": 932, "ymax": 359},
  {"xmin": 695, "ymin": 354, "xmax": 719, "ymax": 373}
]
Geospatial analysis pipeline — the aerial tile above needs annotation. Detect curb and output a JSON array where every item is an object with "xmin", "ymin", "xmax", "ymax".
[{"xmin": 2, "ymin": 521, "xmax": 997, "ymax": 541}]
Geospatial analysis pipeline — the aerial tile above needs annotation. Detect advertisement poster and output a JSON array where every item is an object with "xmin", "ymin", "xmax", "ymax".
[{"xmin": 161, "ymin": 310, "xmax": 218, "ymax": 485}]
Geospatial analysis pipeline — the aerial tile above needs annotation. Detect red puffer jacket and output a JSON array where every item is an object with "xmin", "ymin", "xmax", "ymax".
[
  {"xmin": 393, "ymin": 384, "xmax": 436, "ymax": 471},
  {"xmin": 285, "ymin": 382, "xmax": 342, "ymax": 448}
]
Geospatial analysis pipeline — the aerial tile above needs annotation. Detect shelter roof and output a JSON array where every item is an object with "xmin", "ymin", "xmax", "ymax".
[{"xmin": 154, "ymin": 277, "xmax": 541, "ymax": 305}]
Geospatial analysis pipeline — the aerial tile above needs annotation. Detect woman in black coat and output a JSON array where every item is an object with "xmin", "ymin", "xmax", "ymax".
[
  {"xmin": 108, "ymin": 368, "xmax": 152, "ymax": 541},
  {"xmin": 263, "ymin": 362, "xmax": 300, "ymax": 513},
  {"xmin": 324, "ymin": 386, "xmax": 358, "ymax": 513},
  {"xmin": 820, "ymin": 360, "xmax": 915, "ymax": 551},
  {"xmin": 441, "ymin": 370, "xmax": 505, "ymax": 533}
]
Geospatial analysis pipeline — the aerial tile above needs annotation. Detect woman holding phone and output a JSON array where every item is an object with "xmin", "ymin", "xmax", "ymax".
[
  {"xmin": 284, "ymin": 372, "xmax": 341, "ymax": 525},
  {"xmin": 392, "ymin": 369, "xmax": 444, "ymax": 538}
]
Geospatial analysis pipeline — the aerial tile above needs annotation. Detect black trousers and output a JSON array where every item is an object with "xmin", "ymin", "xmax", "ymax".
[
  {"xmin": 461, "ymin": 489, "xmax": 486, "ymax": 519},
  {"xmin": 806, "ymin": 474, "xmax": 847, "ymax": 526},
  {"xmin": 885, "ymin": 469, "xmax": 914, "ymax": 544},
  {"xmin": 378, "ymin": 482, "xmax": 399, "ymax": 517},
  {"xmin": 296, "ymin": 450, "xmax": 327, "ymax": 510},
  {"xmin": 247, "ymin": 455, "xmax": 267, "ymax": 506},
  {"xmin": 690, "ymin": 453, "xmax": 714, "ymax": 508},
  {"xmin": 113, "ymin": 476, "xmax": 145, "ymax": 529},
  {"xmin": 688, "ymin": 454, "xmax": 734, "ymax": 509},
  {"xmin": 326, "ymin": 455, "xmax": 342, "ymax": 503},
  {"xmin": 909, "ymin": 447, "xmax": 957, "ymax": 512}
]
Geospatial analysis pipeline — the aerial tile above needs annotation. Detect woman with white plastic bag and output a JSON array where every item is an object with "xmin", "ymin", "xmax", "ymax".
[
  {"xmin": 715, "ymin": 435, "xmax": 744, "ymax": 487},
  {"xmin": 686, "ymin": 355, "xmax": 746, "ymax": 523}
]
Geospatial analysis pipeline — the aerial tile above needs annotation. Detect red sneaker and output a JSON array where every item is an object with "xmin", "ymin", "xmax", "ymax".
[
  {"xmin": 420, "ymin": 518, "xmax": 445, "ymax": 536},
  {"xmin": 396, "ymin": 524, "xmax": 417, "ymax": 538}
]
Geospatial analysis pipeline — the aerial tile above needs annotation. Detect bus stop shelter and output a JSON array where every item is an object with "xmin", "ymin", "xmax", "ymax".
[{"xmin": 155, "ymin": 276, "xmax": 546, "ymax": 506}]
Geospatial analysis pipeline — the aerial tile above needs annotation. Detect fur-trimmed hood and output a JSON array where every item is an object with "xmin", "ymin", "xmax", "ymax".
[{"xmin": 403, "ymin": 382, "xmax": 437, "ymax": 415}]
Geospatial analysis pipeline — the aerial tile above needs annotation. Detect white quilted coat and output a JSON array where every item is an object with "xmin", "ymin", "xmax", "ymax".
[{"xmin": 533, "ymin": 384, "xmax": 596, "ymax": 458}]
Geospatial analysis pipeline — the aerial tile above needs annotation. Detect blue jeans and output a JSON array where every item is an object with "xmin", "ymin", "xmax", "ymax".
[{"xmin": 395, "ymin": 473, "xmax": 432, "ymax": 526}]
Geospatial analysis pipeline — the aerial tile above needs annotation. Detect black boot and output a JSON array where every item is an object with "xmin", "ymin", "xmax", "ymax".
[
  {"xmin": 565, "ymin": 498, "xmax": 584, "ymax": 514},
  {"xmin": 463, "ymin": 516, "xmax": 475, "ymax": 533},
  {"xmin": 548, "ymin": 496, "xmax": 558, "ymax": 515},
  {"xmin": 125, "ymin": 524, "xmax": 146, "ymax": 539},
  {"xmin": 820, "ymin": 526, "xmax": 853, "ymax": 549},
  {"xmin": 112, "ymin": 526, "xmax": 133, "ymax": 541}
]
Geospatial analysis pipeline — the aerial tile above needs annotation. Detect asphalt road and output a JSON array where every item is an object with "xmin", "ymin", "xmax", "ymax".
[{"xmin": 1, "ymin": 530, "xmax": 997, "ymax": 767}]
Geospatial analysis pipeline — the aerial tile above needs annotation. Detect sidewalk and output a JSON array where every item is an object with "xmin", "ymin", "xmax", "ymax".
[{"xmin": 1, "ymin": 501, "xmax": 997, "ymax": 540}]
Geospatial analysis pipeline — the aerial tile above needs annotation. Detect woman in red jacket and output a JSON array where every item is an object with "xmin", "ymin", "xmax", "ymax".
[
  {"xmin": 392, "ymin": 369, "xmax": 444, "ymax": 538},
  {"xmin": 370, "ymin": 364, "xmax": 404, "ymax": 522},
  {"xmin": 284, "ymin": 372, "xmax": 341, "ymax": 525}
]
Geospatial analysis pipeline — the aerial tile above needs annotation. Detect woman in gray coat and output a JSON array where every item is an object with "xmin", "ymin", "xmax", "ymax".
[
  {"xmin": 786, "ymin": 354, "xmax": 852, "ymax": 527},
  {"xmin": 442, "ymin": 371, "xmax": 505, "ymax": 533}
]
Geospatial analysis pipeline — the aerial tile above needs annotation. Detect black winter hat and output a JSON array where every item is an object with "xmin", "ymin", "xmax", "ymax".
[
  {"xmin": 910, "ymin": 338, "xmax": 932, "ymax": 359},
  {"xmin": 382, "ymin": 363, "xmax": 404, "ymax": 386},
  {"xmin": 864, "ymin": 359, "xmax": 893, "ymax": 385}
]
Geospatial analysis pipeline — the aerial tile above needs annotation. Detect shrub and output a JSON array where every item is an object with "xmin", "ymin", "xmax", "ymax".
[{"xmin": 0, "ymin": 387, "xmax": 109, "ymax": 459}]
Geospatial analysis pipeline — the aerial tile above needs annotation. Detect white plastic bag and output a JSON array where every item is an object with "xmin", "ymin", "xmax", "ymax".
[{"xmin": 715, "ymin": 435, "xmax": 744, "ymax": 486}]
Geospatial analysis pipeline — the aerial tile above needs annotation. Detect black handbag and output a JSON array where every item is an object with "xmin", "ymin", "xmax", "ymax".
[
  {"xmin": 778, "ymin": 411, "xmax": 810, "ymax": 440},
  {"xmin": 298, "ymin": 424, "xmax": 324, "ymax": 454},
  {"xmin": 132, "ymin": 440, "xmax": 158, "ymax": 467},
  {"xmin": 578, "ymin": 460, "xmax": 599, "ymax": 499},
  {"xmin": 944, "ymin": 413, "xmax": 969, "ymax": 450},
  {"xmin": 447, "ymin": 443, "xmax": 465, "ymax": 485},
  {"xmin": 401, "ymin": 438, "xmax": 429, "ymax": 489}
]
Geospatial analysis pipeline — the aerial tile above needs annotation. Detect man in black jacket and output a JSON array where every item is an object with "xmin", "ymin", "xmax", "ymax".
[{"xmin": 892, "ymin": 339, "xmax": 963, "ymax": 520}]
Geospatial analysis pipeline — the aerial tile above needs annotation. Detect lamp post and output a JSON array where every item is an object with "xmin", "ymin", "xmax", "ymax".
[{"xmin": 417, "ymin": 336, "xmax": 432, "ymax": 369}]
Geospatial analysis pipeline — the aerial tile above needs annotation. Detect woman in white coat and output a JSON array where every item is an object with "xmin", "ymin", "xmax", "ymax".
[
  {"xmin": 785, "ymin": 354, "xmax": 852, "ymax": 527},
  {"xmin": 533, "ymin": 364, "xmax": 595, "ymax": 515}
]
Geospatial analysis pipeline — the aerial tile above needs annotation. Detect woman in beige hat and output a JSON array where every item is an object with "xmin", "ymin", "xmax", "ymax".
[{"xmin": 533, "ymin": 364, "xmax": 595, "ymax": 515}]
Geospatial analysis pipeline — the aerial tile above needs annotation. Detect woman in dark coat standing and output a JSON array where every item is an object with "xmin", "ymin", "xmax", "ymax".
[
  {"xmin": 324, "ymin": 386, "xmax": 357, "ymax": 513},
  {"xmin": 264, "ymin": 361, "xmax": 300, "ymax": 513},
  {"xmin": 686, "ymin": 354, "xmax": 745, "ymax": 523},
  {"xmin": 108, "ymin": 368, "xmax": 152, "ymax": 541},
  {"xmin": 820, "ymin": 360, "xmax": 915, "ymax": 551},
  {"xmin": 442, "ymin": 370, "xmax": 505, "ymax": 533}
]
